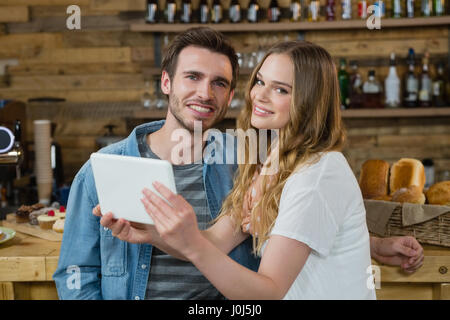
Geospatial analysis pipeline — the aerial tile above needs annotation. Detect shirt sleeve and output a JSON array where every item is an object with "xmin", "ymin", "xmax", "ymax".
[{"xmin": 270, "ymin": 178, "xmax": 339, "ymax": 258}]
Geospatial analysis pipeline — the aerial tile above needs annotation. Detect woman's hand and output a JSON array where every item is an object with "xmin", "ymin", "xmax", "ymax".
[
  {"xmin": 141, "ymin": 181, "xmax": 206, "ymax": 259},
  {"xmin": 92, "ymin": 204, "xmax": 157, "ymax": 244}
]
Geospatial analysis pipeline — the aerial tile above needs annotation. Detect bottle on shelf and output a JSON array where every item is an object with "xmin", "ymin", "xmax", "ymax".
[
  {"xmin": 309, "ymin": 0, "xmax": 321, "ymax": 21},
  {"xmin": 211, "ymin": 0, "xmax": 223, "ymax": 23},
  {"xmin": 384, "ymin": 52, "xmax": 401, "ymax": 108},
  {"xmin": 229, "ymin": 0, "xmax": 242, "ymax": 23},
  {"xmin": 419, "ymin": 51, "xmax": 432, "ymax": 107},
  {"xmin": 348, "ymin": 60, "xmax": 364, "ymax": 109},
  {"xmin": 247, "ymin": 0, "xmax": 260, "ymax": 23},
  {"xmin": 268, "ymin": 0, "xmax": 281, "ymax": 22},
  {"xmin": 338, "ymin": 58, "xmax": 350, "ymax": 109},
  {"xmin": 145, "ymin": 0, "xmax": 158, "ymax": 23},
  {"xmin": 199, "ymin": 0, "xmax": 210, "ymax": 23},
  {"xmin": 404, "ymin": 49, "xmax": 419, "ymax": 107},
  {"xmin": 406, "ymin": 0, "xmax": 415, "ymax": 17},
  {"xmin": 421, "ymin": 0, "xmax": 432, "ymax": 16},
  {"xmin": 141, "ymin": 80, "xmax": 153, "ymax": 109},
  {"xmin": 341, "ymin": 0, "xmax": 352, "ymax": 19},
  {"xmin": 290, "ymin": 0, "xmax": 302, "ymax": 21},
  {"xmin": 373, "ymin": 0, "xmax": 386, "ymax": 17},
  {"xmin": 433, "ymin": 0, "xmax": 445, "ymax": 16},
  {"xmin": 362, "ymin": 70, "xmax": 383, "ymax": 109},
  {"xmin": 358, "ymin": 0, "xmax": 368, "ymax": 18},
  {"xmin": 325, "ymin": 0, "xmax": 336, "ymax": 20},
  {"xmin": 181, "ymin": 0, "xmax": 192, "ymax": 23},
  {"xmin": 391, "ymin": 0, "xmax": 402, "ymax": 17},
  {"xmin": 432, "ymin": 62, "xmax": 447, "ymax": 107},
  {"xmin": 165, "ymin": 0, "xmax": 177, "ymax": 23}
]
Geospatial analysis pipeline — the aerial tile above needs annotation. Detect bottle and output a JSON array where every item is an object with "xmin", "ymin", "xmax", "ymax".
[
  {"xmin": 391, "ymin": 0, "xmax": 402, "ymax": 17},
  {"xmin": 199, "ymin": 0, "xmax": 210, "ymax": 23},
  {"xmin": 229, "ymin": 0, "xmax": 241, "ymax": 22},
  {"xmin": 338, "ymin": 58, "xmax": 350, "ymax": 109},
  {"xmin": 290, "ymin": 0, "xmax": 302, "ymax": 21},
  {"xmin": 341, "ymin": 0, "xmax": 352, "ymax": 19},
  {"xmin": 181, "ymin": 0, "xmax": 192, "ymax": 23},
  {"xmin": 363, "ymin": 70, "xmax": 383, "ymax": 108},
  {"xmin": 406, "ymin": 0, "xmax": 415, "ymax": 17},
  {"xmin": 309, "ymin": 0, "xmax": 321, "ymax": 21},
  {"xmin": 384, "ymin": 53, "xmax": 401, "ymax": 108},
  {"xmin": 419, "ymin": 52, "xmax": 432, "ymax": 107},
  {"xmin": 211, "ymin": 0, "xmax": 223, "ymax": 23},
  {"xmin": 422, "ymin": 159, "xmax": 435, "ymax": 189},
  {"xmin": 145, "ymin": 0, "xmax": 158, "ymax": 23},
  {"xmin": 404, "ymin": 50, "xmax": 419, "ymax": 107},
  {"xmin": 374, "ymin": 0, "xmax": 385, "ymax": 17},
  {"xmin": 421, "ymin": 0, "xmax": 432, "ymax": 16},
  {"xmin": 268, "ymin": 0, "xmax": 281, "ymax": 22},
  {"xmin": 358, "ymin": 0, "xmax": 368, "ymax": 18},
  {"xmin": 325, "ymin": 0, "xmax": 336, "ymax": 20},
  {"xmin": 433, "ymin": 0, "xmax": 445, "ymax": 15},
  {"xmin": 247, "ymin": 0, "xmax": 260, "ymax": 23},
  {"xmin": 348, "ymin": 61, "xmax": 364, "ymax": 109},
  {"xmin": 165, "ymin": 0, "xmax": 177, "ymax": 23},
  {"xmin": 141, "ymin": 80, "xmax": 153, "ymax": 109},
  {"xmin": 432, "ymin": 62, "xmax": 447, "ymax": 107}
]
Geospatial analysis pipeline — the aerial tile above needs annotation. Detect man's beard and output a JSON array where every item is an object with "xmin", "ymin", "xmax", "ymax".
[{"xmin": 168, "ymin": 91, "xmax": 228, "ymax": 133}]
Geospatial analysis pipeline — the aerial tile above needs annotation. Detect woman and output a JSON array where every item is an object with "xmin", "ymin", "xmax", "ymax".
[{"xmin": 99, "ymin": 41, "xmax": 377, "ymax": 299}]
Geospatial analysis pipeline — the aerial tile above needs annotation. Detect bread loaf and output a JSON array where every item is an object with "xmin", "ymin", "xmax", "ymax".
[
  {"xmin": 389, "ymin": 158, "xmax": 425, "ymax": 195},
  {"xmin": 392, "ymin": 185, "xmax": 426, "ymax": 204},
  {"xmin": 426, "ymin": 181, "xmax": 450, "ymax": 206},
  {"xmin": 359, "ymin": 159, "xmax": 390, "ymax": 199}
]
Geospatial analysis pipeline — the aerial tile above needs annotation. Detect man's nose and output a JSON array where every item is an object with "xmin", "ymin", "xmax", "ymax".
[{"xmin": 196, "ymin": 80, "xmax": 214, "ymax": 101}]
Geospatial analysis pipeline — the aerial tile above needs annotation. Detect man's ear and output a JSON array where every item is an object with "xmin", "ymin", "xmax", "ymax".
[
  {"xmin": 227, "ymin": 89, "xmax": 235, "ymax": 107},
  {"xmin": 161, "ymin": 70, "xmax": 171, "ymax": 95}
]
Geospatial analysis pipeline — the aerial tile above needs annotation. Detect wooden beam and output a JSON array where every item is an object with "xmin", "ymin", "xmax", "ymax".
[
  {"xmin": 90, "ymin": 0, "xmax": 146, "ymax": 11},
  {"xmin": 0, "ymin": 33, "xmax": 63, "ymax": 60},
  {"xmin": 0, "ymin": 6, "xmax": 29, "ymax": 22}
]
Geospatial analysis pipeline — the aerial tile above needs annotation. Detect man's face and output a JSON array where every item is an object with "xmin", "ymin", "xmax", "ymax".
[{"xmin": 161, "ymin": 46, "xmax": 235, "ymax": 132}]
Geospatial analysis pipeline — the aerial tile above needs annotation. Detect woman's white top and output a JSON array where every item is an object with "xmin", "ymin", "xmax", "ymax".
[{"xmin": 265, "ymin": 151, "xmax": 376, "ymax": 300}]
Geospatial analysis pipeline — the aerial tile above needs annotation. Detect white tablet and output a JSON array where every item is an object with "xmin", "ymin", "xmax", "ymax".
[{"xmin": 90, "ymin": 153, "xmax": 177, "ymax": 225}]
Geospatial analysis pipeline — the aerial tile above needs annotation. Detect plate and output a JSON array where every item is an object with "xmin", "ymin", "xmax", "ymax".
[{"xmin": 0, "ymin": 226, "xmax": 16, "ymax": 244}]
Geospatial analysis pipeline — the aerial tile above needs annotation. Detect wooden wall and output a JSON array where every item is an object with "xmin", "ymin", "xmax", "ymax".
[{"xmin": 0, "ymin": 0, "xmax": 448, "ymax": 183}]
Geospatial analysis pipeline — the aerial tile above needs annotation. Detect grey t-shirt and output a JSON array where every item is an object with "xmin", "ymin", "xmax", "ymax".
[{"xmin": 137, "ymin": 132, "xmax": 224, "ymax": 300}]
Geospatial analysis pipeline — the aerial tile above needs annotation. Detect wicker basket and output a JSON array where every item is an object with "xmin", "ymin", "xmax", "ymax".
[{"xmin": 385, "ymin": 205, "xmax": 450, "ymax": 248}]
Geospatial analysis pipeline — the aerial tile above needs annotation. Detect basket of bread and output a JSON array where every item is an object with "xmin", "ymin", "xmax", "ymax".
[{"xmin": 360, "ymin": 158, "xmax": 450, "ymax": 248}]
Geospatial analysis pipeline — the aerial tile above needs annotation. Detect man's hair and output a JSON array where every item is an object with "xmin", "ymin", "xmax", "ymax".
[{"xmin": 161, "ymin": 27, "xmax": 239, "ymax": 90}]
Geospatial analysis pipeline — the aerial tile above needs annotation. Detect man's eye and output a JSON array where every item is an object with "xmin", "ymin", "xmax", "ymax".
[
  {"xmin": 215, "ymin": 81, "xmax": 227, "ymax": 88},
  {"xmin": 187, "ymin": 75, "xmax": 198, "ymax": 80}
]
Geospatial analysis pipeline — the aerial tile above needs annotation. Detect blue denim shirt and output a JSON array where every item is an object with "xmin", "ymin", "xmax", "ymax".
[{"xmin": 53, "ymin": 120, "xmax": 260, "ymax": 300}]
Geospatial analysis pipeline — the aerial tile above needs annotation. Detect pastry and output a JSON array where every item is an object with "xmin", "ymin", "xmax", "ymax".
[
  {"xmin": 52, "ymin": 218, "xmax": 65, "ymax": 233},
  {"xmin": 426, "ymin": 181, "xmax": 450, "ymax": 206},
  {"xmin": 359, "ymin": 159, "xmax": 390, "ymax": 199},
  {"xmin": 389, "ymin": 158, "xmax": 426, "ymax": 195},
  {"xmin": 15, "ymin": 205, "xmax": 32, "ymax": 223},
  {"xmin": 392, "ymin": 185, "xmax": 426, "ymax": 204},
  {"xmin": 37, "ymin": 213, "xmax": 59, "ymax": 230}
]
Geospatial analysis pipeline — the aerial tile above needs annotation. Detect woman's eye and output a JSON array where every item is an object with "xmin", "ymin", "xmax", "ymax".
[
  {"xmin": 255, "ymin": 79, "xmax": 264, "ymax": 86},
  {"xmin": 276, "ymin": 87, "xmax": 288, "ymax": 94}
]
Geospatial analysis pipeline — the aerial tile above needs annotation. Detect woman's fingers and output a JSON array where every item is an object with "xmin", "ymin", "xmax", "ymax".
[
  {"xmin": 141, "ymin": 197, "xmax": 171, "ymax": 232},
  {"xmin": 142, "ymin": 187, "xmax": 177, "ymax": 220},
  {"xmin": 92, "ymin": 204, "xmax": 102, "ymax": 217}
]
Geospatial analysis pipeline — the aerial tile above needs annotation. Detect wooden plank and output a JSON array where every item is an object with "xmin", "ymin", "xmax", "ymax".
[
  {"xmin": 13, "ymin": 282, "xmax": 58, "ymax": 300},
  {"xmin": 0, "ymin": 33, "xmax": 63, "ymax": 60},
  {"xmin": 45, "ymin": 256, "xmax": 59, "ymax": 281},
  {"xmin": 0, "ymin": 6, "xmax": 29, "ymax": 22},
  {"xmin": 90, "ymin": 0, "xmax": 145, "ymax": 11},
  {"xmin": 31, "ymin": 5, "xmax": 119, "ymax": 17},
  {"xmin": 0, "ymin": 0, "xmax": 90, "ymax": 5},
  {"xmin": 62, "ymin": 30, "xmax": 155, "ymax": 48},
  {"xmin": 377, "ymin": 134, "xmax": 450, "ymax": 147},
  {"xmin": 0, "ymin": 257, "xmax": 46, "ymax": 281},
  {"xmin": 2, "ymin": 214, "xmax": 62, "ymax": 242},
  {"xmin": 376, "ymin": 283, "xmax": 433, "ymax": 300},
  {"xmin": 0, "ymin": 282, "xmax": 14, "ymax": 300},
  {"xmin": 341, "ymin": 108, "xmax": 450, "ymax": 118}
]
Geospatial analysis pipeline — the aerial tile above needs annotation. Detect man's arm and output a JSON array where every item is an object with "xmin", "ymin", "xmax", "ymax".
[
  {"xmin": 370, "ymin": 235, "xmax": 424, "ymax": 273},
  {"xmin": 53, "ymin": 169, "xmax": 103, "ymax": 299}
]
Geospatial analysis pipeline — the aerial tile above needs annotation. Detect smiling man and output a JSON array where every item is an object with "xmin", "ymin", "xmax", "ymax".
[{"xmin": 53, "ymin": 27, "xmax": 259, "ymax": 300}]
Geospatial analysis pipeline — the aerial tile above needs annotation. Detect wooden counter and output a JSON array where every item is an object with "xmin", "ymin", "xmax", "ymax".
[{"xmin": 1, "ymin": 228, "xmax": 449, "ymax": 300}]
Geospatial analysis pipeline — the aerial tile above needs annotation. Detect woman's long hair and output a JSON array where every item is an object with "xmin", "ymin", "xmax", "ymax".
[{"xmin": 217, "ymin": 41, "xmax": 347, "ymax": 255}]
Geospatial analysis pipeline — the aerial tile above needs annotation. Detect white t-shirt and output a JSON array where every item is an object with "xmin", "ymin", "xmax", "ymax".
[{"xmin": 265, "ymin": 151, "xmax": 376, "ymax": 300}]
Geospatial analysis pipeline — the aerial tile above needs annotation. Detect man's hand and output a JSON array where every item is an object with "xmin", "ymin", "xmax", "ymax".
[
  {"xmin": 371, "ymin": 236, "xmax": 424, "ymax": 274},
  {"xmin": 92, "ymin": 204, "xmax": 157, "ymax": 244}
]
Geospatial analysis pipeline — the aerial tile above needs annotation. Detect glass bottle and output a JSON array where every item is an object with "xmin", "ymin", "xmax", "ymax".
[
  {"xmin": 362, "ymin": 70, "xmax": 383, "ymax": 109},
  {"xmin": 391, "ymin": 0, "xmax": 402, "ymax": 17},
  {"xmin": 309, "ymin": 0, "xmax": 321, "ymax": 21},
  {"xmin": 432, "ymin": 62, "xmax": 447, "ymax": 107},
  {"xmin": 419, "ymin": 51, "xmax": 432, "ymax": 107},
  {"xmin": 199, "ymin": 0, "xmax": 210, "ymax": 23},
  {"xmin": 404, "ymin": 49, "xmax": 419, "ymax": 108},
  {"xmin": 165, "ymin": 0, "xmax": 177, "ymax": 23},
  {"xmin": 384, "ymin": 52, "xmax": 401, "ymax": 108},
  {"xmin": 229, "ymin": 0, "xmax": 241, "ymax": 22},
  {"xmin": 433, "ymin": 0, "xmax": 445, "ymax": 15},
  {"xmin": 211, "ymin": 0, "xmax": 223, "ymax": 23},
  {"xmin": 145, "ymin": 0, "xmax": 158, "ymax": 23},
  {"xmin": 181, "ymin": 0, "xmax": 192, "ymax": 23},
  {"xmin": 141, "ymin": 80, "xmax": 153, "ymax": 109},
  {"xmin": 341, "ymin": 0, "xmax": 352, "ymax": 19},
  {"xmin": 358, "ymin": 0, "xmax": 368, "ymax": 18},
  {"xmin": 338, "ymin": 58, "xmax": 350, "ymax": 109},
  {"xmin": 421, "ymin": 0, "xmax": 432, "ymax": 16},
  {"xmin": 247, "ymin": 0, "xmax": 260, "ymax": 22},
  {"xmin": 325, "ymin": 0, "xmax": 336, "ymax": 20},
  {"xmin": 406, "ymin": 0, "xmax": 415, "ymax": 17},
  {"xmin": 290, "ymin": 0, "xmax": 302, "ymax": 21},
  {"xmin": 348, "ymin": 60, "xmax": 364, "ymax": 109},
  {"xmin": 268, "ymin": 0, "xmax": 281, "ymax": 22},
  {"xmin": 374, "ymin": 0, "xmax": 386, "ymax": 17}
]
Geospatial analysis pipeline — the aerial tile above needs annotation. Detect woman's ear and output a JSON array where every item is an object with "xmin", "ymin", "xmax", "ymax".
[{"xmin": 161, "ymin": 70, "xmax": 171, "ymax": 95}]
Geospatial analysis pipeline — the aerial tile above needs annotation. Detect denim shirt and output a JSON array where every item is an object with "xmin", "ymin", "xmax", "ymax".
[{"xmin": 53, "ymin": 120, "xmax": 260, "ymax": 300}]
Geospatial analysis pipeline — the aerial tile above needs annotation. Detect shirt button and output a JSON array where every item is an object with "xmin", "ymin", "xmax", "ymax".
[
  {"xmin": 103, "ymin": 227, "xmax": 108, "ymax": 231},
  {"xmin": 141, "ymin": 264, "xmax": 147, "ymax": 269},
  {"xmin": 135, "ymin": 296, "xmax": 140, "ymax": 300}
]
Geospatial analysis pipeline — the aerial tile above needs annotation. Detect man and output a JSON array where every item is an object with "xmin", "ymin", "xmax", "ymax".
[{"xmin": 54, "ymin": 27, "xmax": 423, "ymax": 300}]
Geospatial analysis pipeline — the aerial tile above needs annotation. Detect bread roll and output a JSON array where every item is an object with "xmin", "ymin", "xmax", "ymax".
[
  {"xmin": 389, "ymin": 158, "xmax": 425, "ymax": 195},
  {"xmin": 392, "ymin": 185, "xmax": 426, "ymax": 204},
  {"xmin": 359, "ymin": 159, "xmax": 390, "ymax": 199},
  {"xmin": 426, "ymin": 181, "xmax": 450, "ymax": 206}
]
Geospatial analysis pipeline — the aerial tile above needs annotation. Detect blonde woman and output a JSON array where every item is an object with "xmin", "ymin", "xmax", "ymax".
[{"xmin": 97, "ymin": 41, "xmax": 421, "ymax": 299}]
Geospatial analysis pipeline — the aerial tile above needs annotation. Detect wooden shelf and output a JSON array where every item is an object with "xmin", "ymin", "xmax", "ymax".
[
  {"xmin": 131, "ymin": 16, "xmax": 450, "ymax": 33},
  {"xmin": 132, "ymin": 107, "xmax": 450, "ymax": 119}
]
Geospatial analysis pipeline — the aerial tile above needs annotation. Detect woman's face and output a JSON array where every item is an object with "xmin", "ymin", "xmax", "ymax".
[{"xmin": 250, "ymin": 53, "xmax": 293, "ymax": 130}]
